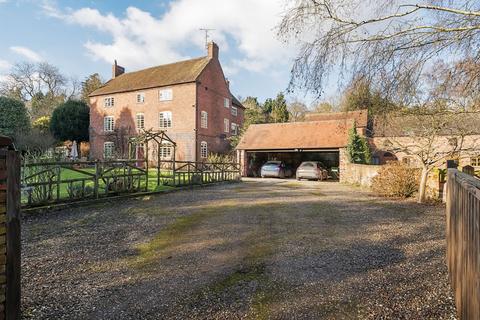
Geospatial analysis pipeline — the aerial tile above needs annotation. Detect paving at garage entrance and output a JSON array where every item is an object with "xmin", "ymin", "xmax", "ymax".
[{"xmin": 22, "ymin": 178, "xmax": 456, "ymax": 319}]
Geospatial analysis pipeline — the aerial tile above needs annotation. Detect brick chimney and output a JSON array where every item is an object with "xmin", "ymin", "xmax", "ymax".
[
  {"xmin": 207, "ymin": 42, "xmax": 219, "ymax": 60},
  {"xmin": 225, "ymin": 78, "xmax": 230, "ymax": 89},
  {"xmin": 112, "ymin": 60, "xmax": 125, "ymax": 79}
]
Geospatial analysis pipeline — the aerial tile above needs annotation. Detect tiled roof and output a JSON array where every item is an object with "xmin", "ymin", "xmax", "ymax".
[
  {"xmin": 236, "ymin": 119, "xmax": 354, "ymax": 150},
  {"xmin": 373, "ymin": 112, "xmax": 480, "ymax": 137},
  {"xmin": 305, "ymin": 110, "xmax": 368, "ymax": 127},
  {"xmin": 90, "ymin": 57, "xmax": 211, "ymax": 96}
]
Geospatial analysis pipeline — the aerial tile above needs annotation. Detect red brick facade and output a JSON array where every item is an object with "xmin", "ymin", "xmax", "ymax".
[{"xmin": 89, "ymin": 42, "xmax": 244, "ymax": 161}]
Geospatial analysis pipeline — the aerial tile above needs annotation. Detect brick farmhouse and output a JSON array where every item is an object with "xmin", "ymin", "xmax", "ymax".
[{"xmin": 89, "ymin": 42, "xmax": 244, "ymax": 161}]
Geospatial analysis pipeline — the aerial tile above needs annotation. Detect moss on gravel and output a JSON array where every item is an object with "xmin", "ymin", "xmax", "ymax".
[{"xmin": 130, "ymin": 201, "xmax": 240, "ymax": 269}]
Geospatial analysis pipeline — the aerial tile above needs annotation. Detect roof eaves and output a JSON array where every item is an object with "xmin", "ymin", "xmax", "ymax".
[{"xmin": 88, "ymin": 80, "xmax": 198, "ymax": 97}]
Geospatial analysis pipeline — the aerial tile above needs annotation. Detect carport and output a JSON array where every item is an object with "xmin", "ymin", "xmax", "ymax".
[
  {"xmin": 245, "ymin": 149, "xmax": 339, "ymax": 177},
  {"xmin": 236, "ymin": 118, "xmax": 359, "ymax": 179}
]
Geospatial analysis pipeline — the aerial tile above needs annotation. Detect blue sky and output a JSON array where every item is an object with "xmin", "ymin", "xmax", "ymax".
[{"xmin": 0, "ymin": 0, "xmax": 328, "ymax": 105}]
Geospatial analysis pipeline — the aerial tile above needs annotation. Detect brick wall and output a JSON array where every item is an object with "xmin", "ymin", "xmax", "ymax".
[
  {"xmin": 196, "ymin": 56, "xmax": 244, "ymax": 159},
  {"xmin": 90, "ymin": 82, "xmax": 197, "ymax": 161}
]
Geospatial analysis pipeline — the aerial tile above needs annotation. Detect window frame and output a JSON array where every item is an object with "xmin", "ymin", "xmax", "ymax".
[
  {"xmin": 201, "ymin": 111, "xmax": 208, "ymax": 129},
  {"xmin": 104, "ymin": 142, "xmax": 115, "ymax": 158},
  {"xmin": 104, "ymin": 97, "xmax": 114, "ymax": 107},
  {"xmin": 224, "ymin": 118, "xmax": 229, "ymax": 133},
  {"xmin": 136, "ymin": 113, "xmax": 145, "ymax": 130},
  {"xmin": 200, "ymin": 141, "xmax": 208, "ymax": 159},
  {"xmin": 231, "ymin": 106, "xmax": 238, "ymax": 116},
  {"xmin": 136, "ymin": 92, "xmax": 145, "ymax": 104},
  {"xmin": 159, "ymin": 144, "xmax": 173, "ymax": 159},
  {"xmin": 159, "ymin": 111, "xmax": 172, "ymax": 129},
  {"xmin": 224, "ymin": 98, "xmax": 230, "ymax": 109},
  {"xmin": 231, "ymin": 122, "xmax": 238, "ymax": 135},
  {"xmin": 471, "ymin": 156, "xmax": 480, "ymax": 167},
  {"xmin": 159, "ymin": 88, "xmax": 173, "ymax": 101},
  {"xmin": 103, "ymin": 116, "xmax": 115, "ymax": 132}
]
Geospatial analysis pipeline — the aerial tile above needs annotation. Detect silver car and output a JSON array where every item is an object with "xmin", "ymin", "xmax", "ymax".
[
  {"xmin": 261, "ymin": 161, "xmax": 293, "ymax": 178},
  {"xmin": 296, "ymin": 161, "xmax": 328, "ymax": 181}
]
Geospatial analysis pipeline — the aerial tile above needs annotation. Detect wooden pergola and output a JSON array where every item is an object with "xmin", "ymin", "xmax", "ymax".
[{"xmin": 128, "ymin": 129, "xmax": 176, "ymax": 186}]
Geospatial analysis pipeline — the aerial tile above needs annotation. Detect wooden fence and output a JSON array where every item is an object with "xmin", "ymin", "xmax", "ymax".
[
  {"xmin": 21, "ymin": 159, "xmax": 240, "ymax": 208},
  {"xmin": 446, "ymin": 169, "xmax": 480, "ymax": 319},
  {"xmin": 0, "ymin": 137, "xmax": 21, "ymax": 320}
]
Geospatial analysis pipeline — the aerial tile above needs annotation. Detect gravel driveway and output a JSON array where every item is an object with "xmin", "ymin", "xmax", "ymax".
[{"xmin": 21, "ymin": 178, "xmax": 456, "ymax": 319}]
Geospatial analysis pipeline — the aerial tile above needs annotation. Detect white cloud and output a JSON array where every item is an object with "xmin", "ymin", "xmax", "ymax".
[
  {"xmin": 0, "ymin": 59, "xmax": 11, "ymax": 71},
  {"xmin": 41, "ymin": 0, "xmax": 295, "ymax": 74},
  {"xmin": 9, "ymin": 46, "xmax": 43, "ymax": 62}
]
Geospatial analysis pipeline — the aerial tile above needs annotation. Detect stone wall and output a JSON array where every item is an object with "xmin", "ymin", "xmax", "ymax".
[{"xmin": 340, "ymin": 162, "xmax": 382, "ymax": 187}]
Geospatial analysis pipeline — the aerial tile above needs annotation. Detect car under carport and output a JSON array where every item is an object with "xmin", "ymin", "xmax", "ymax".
[{"xmin": 245, "ymin": 149, "xmax": 339, "ymax": 178}]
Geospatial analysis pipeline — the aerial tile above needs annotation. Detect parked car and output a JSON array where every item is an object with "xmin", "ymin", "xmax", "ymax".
[
  {"xmin": 260, "ymin": 161, "xmax": 293, "ymax": 178},
  {"xmin": 296, "ymin": 161, "xmax": 329, "ymax": 181}
]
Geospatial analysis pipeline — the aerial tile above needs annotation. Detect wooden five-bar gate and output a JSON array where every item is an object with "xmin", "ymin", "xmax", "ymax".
[{"xmin": 446, "ymin": 169, "xmax": 480, "ymax": 319}]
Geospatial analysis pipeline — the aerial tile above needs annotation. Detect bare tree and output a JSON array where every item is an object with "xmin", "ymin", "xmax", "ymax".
[
  {"xmin": 376, "ymin": 107, "xmax": 480, "ymax": 202},
  {"xmin": 278, "ymin": 0, "xmax": 480, "ymax": 101},
  {"xmin": 312, "ymin": 101, "xmax": 335, "ymax": 113},
  {"xmin": 288, "ymin": 99, "xmax": 308, "ymax": 121},
  {"xmin": 0, "ymin": 62, "xmax": 79, "ymax": 118}
]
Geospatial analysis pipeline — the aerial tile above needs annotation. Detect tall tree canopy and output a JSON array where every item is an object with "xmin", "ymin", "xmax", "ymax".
[
  {"xmin": 279, "ymin": 1, "xmax": 480, "ymax": 104},
  {"xmin": 81, "ymin": 73, "xmax": 104, "ymax": 103},
  {"xmin": 271, "ymin": 92, "xmax": 289, "ymax": 123},
  {"xmin": 50, "ymin": 100, "xmax": 90, "ymax": 142},
  {"xmin": 0, "ymin": 97, "xmax": 30, "ymax": 138},
  {"xmin": 340, "ymin": 77, "xmax": 395, "ymax": 115},
  {"xmin": 288, "ymin": 100, "xmax": 308, "ymax": 122}
]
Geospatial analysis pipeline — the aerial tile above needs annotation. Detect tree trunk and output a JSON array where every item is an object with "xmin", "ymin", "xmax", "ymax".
[{"xmin": 418, "ymin": 166, "xmax": 429, "ymax": 203}]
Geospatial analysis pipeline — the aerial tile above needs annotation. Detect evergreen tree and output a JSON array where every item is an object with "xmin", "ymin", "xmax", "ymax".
[
  {"xmin": 346, "ymin": 121, "xmax": 372, "ymax": 164},
  {"xmin": 271, "ymin": 92, "xmax": 289, "ymax": 122},
  {"xmin": 262, "ymin": 98, "xmax": 274, "ymax": 122},
  {"xmin": 0, "ymin": 97, "xmax": 31, "ymax": 138}
]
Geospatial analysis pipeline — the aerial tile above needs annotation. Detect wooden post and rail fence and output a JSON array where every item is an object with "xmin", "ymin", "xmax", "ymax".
[
  {"xmin": 21, "ymin": 158, "xmax": 241, "ymax": 208},
  {"xmin": 446, "ymin": 168, "xmax": 480, "ymax": 319}
]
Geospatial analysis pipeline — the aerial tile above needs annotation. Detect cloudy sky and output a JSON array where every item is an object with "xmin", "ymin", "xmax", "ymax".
[{"xmin": 0, "ymin": 0, "xmax": 327, "ymax": 104}]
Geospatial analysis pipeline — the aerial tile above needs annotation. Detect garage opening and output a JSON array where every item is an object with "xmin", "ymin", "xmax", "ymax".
[{"xmin": 245, "ymin": 149, "xmax": 340, "ymax": 179}]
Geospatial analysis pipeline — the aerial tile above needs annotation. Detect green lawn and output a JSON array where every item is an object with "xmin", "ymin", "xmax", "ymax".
[
  {"xmin": 22, "ymin": 167, "xmax": 176, "ymax": 205},
  {"xmin": 22, "ymin": 164, "xmax": 235, "ymax": 206}
]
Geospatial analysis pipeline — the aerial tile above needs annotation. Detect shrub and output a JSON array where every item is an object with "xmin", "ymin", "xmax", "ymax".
[
  {"xmin": 80, "ymin": 142, "xmax": 90, "ymax": 158},
  {"xmin": 50, "ymin": 100, "xmax": 89, "ymax": 142},
  {"xmin": 207, "ymin": 153, "xmax": 236, "ymax": 164},
  {"xmin": 372, "ymin": 162, "xmax": 420, "ymax": 198},
  {"xmin": 15, "ymin": 128, "xmax": 56, "ymax": 153},
  {"xmin": 32, "ymin": 116, "xmax": 51, "ymax": 134}
]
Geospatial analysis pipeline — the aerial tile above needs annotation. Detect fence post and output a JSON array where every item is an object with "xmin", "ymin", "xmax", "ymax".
[
  {"xmin": 5, "ymin": 149, "xmax": 20, "ymax": 320},
  {"xmin": 56, "ymin": 165, "xmax": 61, "ymax": 201},
  {"xmin": 94, "ymin": 160, "xmax": 100, "ymax": 199}
]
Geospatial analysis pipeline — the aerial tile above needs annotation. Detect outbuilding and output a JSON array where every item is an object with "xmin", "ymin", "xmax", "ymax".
[{"xmin": 236, "ymin": 110, "xmax": 368, "ymax": 179}]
